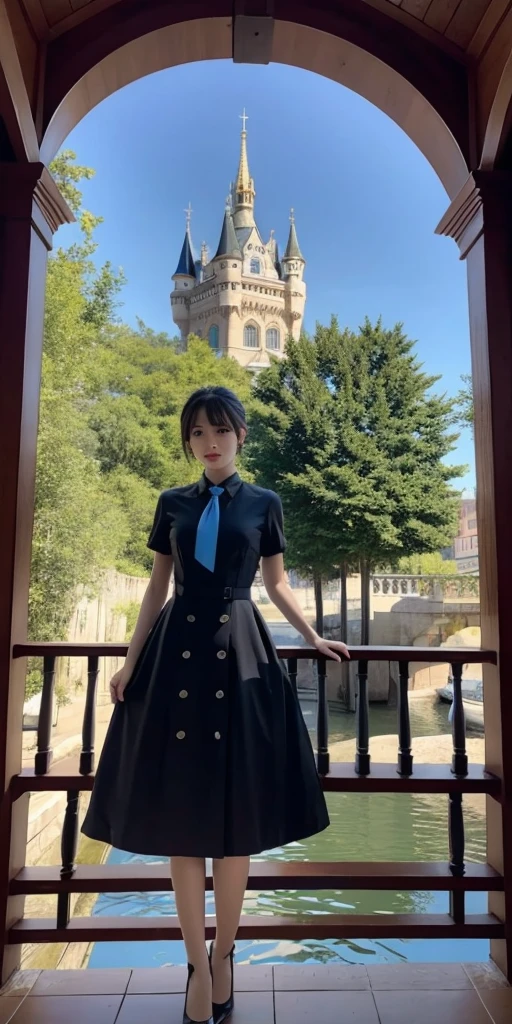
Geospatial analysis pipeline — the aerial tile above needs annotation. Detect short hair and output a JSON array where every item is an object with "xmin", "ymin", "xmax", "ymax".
[{"xmin": 181, "ymin": 387, "xmax": 247, "ymax": 460}]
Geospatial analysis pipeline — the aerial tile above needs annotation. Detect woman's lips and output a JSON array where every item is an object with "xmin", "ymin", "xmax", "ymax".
[{"xmin": 205, "ymin": 454, "xmax": 221, "ymax": 460}]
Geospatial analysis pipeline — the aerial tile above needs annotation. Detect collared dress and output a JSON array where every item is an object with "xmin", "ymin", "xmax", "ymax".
[{"xmin": 81, "ymin": 471, "xmax": 330, "ymax": 857}]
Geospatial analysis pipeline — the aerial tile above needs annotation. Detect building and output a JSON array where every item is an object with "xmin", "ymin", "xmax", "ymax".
[
  {"xmin": 454, "ymin": 497, "xmax": 479, "ymax": 573},
  {"xmin": 170, "ymin": 113, "xmax": 306, "ymax": 370}
]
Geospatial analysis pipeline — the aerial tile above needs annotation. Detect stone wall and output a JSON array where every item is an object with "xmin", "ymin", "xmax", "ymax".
[{"xmin": 62, "ymin": 570, "xmax": 152, "ymax": 703}]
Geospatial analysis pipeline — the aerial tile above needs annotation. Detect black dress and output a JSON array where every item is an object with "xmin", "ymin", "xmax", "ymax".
[{"xmin": 81, "ymin": 471, "xmax": 329, "ymax": 858}]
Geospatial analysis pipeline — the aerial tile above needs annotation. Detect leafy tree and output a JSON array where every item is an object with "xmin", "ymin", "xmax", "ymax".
[
  {"xmin": 315, "ymin": 317, "xmax": 463, "ymax": 642},
  {"xmin": 394, "ymin": 552, "xmax": 457, "ymax": 575},
  {"xmin": 85, "ymin": 328, "xmax": 253, "ymax": 569},
  {"xmin": 248, "ymin": 333, "xmax": 353, "ymax": 634},
  {"xmin": 249, "ymin": 317, "xmax": 463, "ymax": 645},
  {"xmin": 103, "ymin": 469, "xmax": 160, "ymax": 576},
  {"xmin": 456, "ymin": 373, "xmax": 474, "ymax": 436},
  {"xmin": 28, "ymin": 155, "xmax": 128, "ymax": 693},
  {"xmin": 29, "ymin": 245, "xmax": 127, "ymax": 650}
]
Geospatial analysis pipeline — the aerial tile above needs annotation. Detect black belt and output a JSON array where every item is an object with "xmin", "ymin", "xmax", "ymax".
[{"xmin": 175, "ymin": 584, "xmax": 251, "ymax": 601}]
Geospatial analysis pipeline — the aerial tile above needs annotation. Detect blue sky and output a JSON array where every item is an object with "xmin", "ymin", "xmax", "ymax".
[{"xmin": 61, "ymin": 59, "xmax": 475, "ymax": 491}]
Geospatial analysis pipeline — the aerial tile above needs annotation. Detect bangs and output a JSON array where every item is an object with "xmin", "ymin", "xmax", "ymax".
[
  {"xmin": 199, "ymin": 396, "xmax": 237, "ymax": 430},
  {"xmin": 180, "ymin": 386, "xmax": 247, "ymax": 459}
]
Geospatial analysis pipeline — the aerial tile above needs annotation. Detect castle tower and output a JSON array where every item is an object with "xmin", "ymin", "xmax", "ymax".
[
  {"xmin": 170, "ymin": 115, "xmax": 306, "ymax": 370},
  {"xmin": 232, "ymin": 109, "xmax": 256, "ymax": 231},
  {"xmin": 170, "ymin": 203, "xmax": 196, "ymax": 345},
  {"xmin": 282, "ymin": 209, "xmax": 306, "ymax": 342}
]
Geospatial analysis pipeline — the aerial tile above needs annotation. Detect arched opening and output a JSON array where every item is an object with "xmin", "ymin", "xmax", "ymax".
[
  {"xmin": 266, "ymin": 326, "xmax": 280, "ymax": 351},
  {"xmin": 40, "ymin": 18, "xmax": 468, "ymax": 199},
  {"xmin": 243, "ymin": 322, "xmax": 259, "ymax": 348},
  {"xmin": 208, "ymin": 323, "xmax": 219, "ymax": 349},
  {"xmin": 2, "ymin": 0, "xmax": 512, "ymax": 987}
]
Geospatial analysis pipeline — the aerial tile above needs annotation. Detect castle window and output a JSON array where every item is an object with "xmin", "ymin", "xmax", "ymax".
[
  {"xmin": 208, "ymin": 324, "xmax": 219, "ymax": 349},
  {"xmin": 266, "ymin": 328, "xmax": 280, "ymax": 351},
  {"xmin": 244, "ymin": 323, "xmax": 259, "ymax": 348},
  {"xmin": 250, "ymin": 258, "xmax": 261, "ymax": 274}
]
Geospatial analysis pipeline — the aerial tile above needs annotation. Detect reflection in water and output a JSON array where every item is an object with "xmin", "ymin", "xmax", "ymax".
[{"xmin": 88, "ymin": 696, "xmax": 489, "ymax": 968}]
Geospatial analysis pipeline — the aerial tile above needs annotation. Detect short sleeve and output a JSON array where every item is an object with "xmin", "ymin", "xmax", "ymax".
[
  {"xmin": 147, "ymin": 492, "xmax": 172, "ymax": 555},
  {"xmin": 260, "ymin": 493, "xmax": 286, "ymax": 558}
]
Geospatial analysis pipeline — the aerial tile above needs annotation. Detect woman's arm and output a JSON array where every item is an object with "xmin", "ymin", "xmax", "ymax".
[
  {"xmin": 116, "ymin": 553, "xmax": 174, "ymax": 692},
  {"xmin": 261, "ymin": 554, "xmax": 350, "ymax": 662}
]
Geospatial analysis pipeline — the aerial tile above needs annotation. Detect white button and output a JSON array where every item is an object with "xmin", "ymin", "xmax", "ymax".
[
  {"xmin": 217, "ymin": 650, "xmax": 227, "ymax": 660},
  {"xmin": 214, "ymin": 731, "xmax": 221, "ymax": 740},
  {"xmin": 176, "ymin": 730, "xmax": 186, "ymax": 740},
  {"xmin": 182, "ymin": 650, "xmax": 191, "ymax": 659},
  {"xmin": 216, "ymin": 690, "xmax": 224, "ymax": 699},
  {"xmin": 179, "ymin": 690, "xmax": 188, "ymax": 699},
  {"xmin": 187, "ymin": 615, "xmax": 196, "ymax": 622},
  {"xmin": 219, "ymin": 614, "xmax": 230, "ymax": 623}
]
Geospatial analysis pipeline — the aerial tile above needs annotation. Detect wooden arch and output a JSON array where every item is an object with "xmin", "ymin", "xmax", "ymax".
[{"xmin": 40, "ymin": 12, "xmax": 469, "ymax": 198}]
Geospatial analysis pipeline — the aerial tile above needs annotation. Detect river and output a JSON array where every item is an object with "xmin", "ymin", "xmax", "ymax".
[{"xmin": 87, "ymin": 673, "xmax": 488, "ymax": 968}]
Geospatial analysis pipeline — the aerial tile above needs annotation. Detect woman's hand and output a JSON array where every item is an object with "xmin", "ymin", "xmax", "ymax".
[
  {"xmin": 312, "ymin": 636, "xmax": 350, "ymax": 662},
  {"xmin": 109, "ymin": 668, "xmax": 131, "ymax": 703}
]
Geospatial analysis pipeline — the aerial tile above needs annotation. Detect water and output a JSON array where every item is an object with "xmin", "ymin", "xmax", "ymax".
[{"xmin": 87, "ymin": 690, "xmax": 489, "ymax": 968}]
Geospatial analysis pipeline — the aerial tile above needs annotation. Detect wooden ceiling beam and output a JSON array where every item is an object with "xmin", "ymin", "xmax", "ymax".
[
  {"xmin": 0, "ymin": 1, "xmax": 39, "ymax": 160},
  {"xmin": 19, "ymin": 0, "xmax": 48, "ymax": 41},
  {"xmin": 467, "ymin": 0, "xmax": 512, "ymax": 58},
  {"xmin": 46, "ymin": 0, "xmax": 124, "ymax": 41},
  {"xmin": 359, "ymin": 0, "xmax": 467, "ymax": 60},
  {"xmin": 478, "ymin": 5, "xmax": 512, "ymax": 166}
]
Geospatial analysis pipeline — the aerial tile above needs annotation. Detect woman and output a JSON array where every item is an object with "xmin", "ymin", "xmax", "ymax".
[{"xmin": 81, "ymin": 385, "xmax": 349, "ymax": 1024}]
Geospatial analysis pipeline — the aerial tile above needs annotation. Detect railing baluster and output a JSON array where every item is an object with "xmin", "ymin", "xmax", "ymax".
[
  {"xmin": 287, "ymin": 656, "xmax": 298, "ymax": 694},
  {"xmin": 35, "ymin": 656, "xmax": 56, "ymax": 775},
  {"xmin": 451, "ymin": 661, "xmax": 468, "ymax": 776},
  {"xmin": 355, "ymin": 659, "xmax": 370, "ymax": 776},
  {"xmin": 57, "ymin": 788, "xmax": 80, "ymax": 928},
  {"xmin": 448, "ymin": 792, "xmax": 466, "ymax": 924},
  {"xmin": 80, "ymin": 655, "xmax": 100, "ymax": 775},
  {"xmin": 397, "ymin": 661, "xmax": 413, "ymax": 776},
  {"xmin": 316, "ymin": 656, "xmax": 329, "ymax": 776}
]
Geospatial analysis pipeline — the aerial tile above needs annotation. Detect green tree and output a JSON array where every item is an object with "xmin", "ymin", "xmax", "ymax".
[
  {"xmin": 86, "ymin": 329, "xmax": 253, "ymax": 571},
  {"xmin": 323, "ymin": 317, "xmax": 463, "ymax": 642},
  {"xmin": 248, "ymin": 333, "xmax": 352, "ymax": 634},
  {"xmin": 456, "ymin": 373, "xmax": 474, "ymax": 436},
  {"xmin": 28, "ymin": 154, "xmax": 128, "ymax": 689},
  {"xmin": 395, "ymin": 552, "xmax": 457, "ymax": 575},
  {"xmin": 249, "ymin": 317, "xmax": 463, "ymax": 646}
]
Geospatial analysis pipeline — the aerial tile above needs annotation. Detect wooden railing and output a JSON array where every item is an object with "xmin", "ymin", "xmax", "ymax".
[{"xmin": 6, "ymin": 642, "xmax": 504, "ymax": 947}]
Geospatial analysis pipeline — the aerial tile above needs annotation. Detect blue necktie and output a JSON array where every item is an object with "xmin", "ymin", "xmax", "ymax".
[{"xmin": 194, "ymin": 486, "xmax": 224, "ymax": 572}]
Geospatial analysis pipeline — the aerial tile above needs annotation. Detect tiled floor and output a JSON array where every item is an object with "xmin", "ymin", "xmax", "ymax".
[{"xmin": 0, "ymin": 962, "xmax": 510, "ymax": 1023}]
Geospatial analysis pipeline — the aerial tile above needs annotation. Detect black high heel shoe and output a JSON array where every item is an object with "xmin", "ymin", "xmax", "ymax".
[
  {"xmin": 183, "ymin": 962, "xmax": 214, "ymax": 1024},
  {"xmin": 208, "ymin": 941, "xmax": 235, "ymax": 1024}
]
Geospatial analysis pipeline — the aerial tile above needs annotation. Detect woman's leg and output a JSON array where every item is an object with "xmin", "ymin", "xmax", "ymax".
[
  {"xmin": 171, "ymin": 856, "xmax": 212, "ymax": 1020},
  {"xmin": 211, "ymin": 856, "xmax": 250, "ymax": 1002}
]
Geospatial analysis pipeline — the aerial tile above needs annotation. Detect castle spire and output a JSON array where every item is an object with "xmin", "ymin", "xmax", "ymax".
[
  {"xmin": 173, "ymin": 203, "xmax": 196, "ymax": 278},
  {"xmin": 284, "ymin": 208, "xmax": 304, "ymax": 261},
  {"xmin": 215, "ymin": 197, "xmax": 242, "ymax": 259},
  {"xmin": 233, "ymin": 109, "xmax": 255, "ymax": 229}
]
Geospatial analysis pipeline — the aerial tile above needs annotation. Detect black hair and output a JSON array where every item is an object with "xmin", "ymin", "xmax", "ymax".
[{"xmin": 181, "ymin": 386, "xmax": 247, "ymax": 461}]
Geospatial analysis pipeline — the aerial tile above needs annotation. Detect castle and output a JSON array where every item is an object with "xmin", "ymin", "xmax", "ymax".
[{"xmin": 170, "ymin": 112, "xmax": 306, "ymax": 371}]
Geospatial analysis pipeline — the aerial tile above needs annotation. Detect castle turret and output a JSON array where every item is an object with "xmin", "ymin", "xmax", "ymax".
[
  {"xmin": 283, "ymin": 209, "xmax": 306, "ymax": 340},
  {"xmin": 170, "ymin": 204, "xmax": 196, "ymax": 342},
  {"xmin": 211, "ymin": 200, "xmax": 243, "ymax": 347},
  {"xmin": 232, "ymin": 109, "xmax": 255, "ymax": 230},
  {"xmin": 214, "ymin": 202, "xmax": 242, "ymax": 259}
]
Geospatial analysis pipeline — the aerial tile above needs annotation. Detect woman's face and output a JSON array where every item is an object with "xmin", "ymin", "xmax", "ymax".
[{"xmin": 188, "ymin": 408, "xmax": 246, "ymax": 474}]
